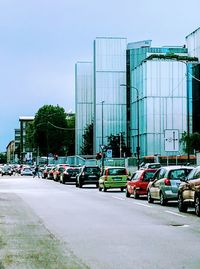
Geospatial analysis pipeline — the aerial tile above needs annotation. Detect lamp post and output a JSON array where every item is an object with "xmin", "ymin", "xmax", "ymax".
[
  {"xmin": 100, "ymin": 101, "xmax": 105, "ymax": 169},
  {"xmin": 120, "ymin": 84, "xmax": 140, "ymax": 169}
]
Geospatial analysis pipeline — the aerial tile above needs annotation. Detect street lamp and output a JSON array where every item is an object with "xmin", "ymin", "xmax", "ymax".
[
  {"xmin": 100, "ymin": 101, "xmax": 105, "ymax": 169},
  {"xmin": 120, "ymin": 84, "xmax": 140, "ymax": 169}
]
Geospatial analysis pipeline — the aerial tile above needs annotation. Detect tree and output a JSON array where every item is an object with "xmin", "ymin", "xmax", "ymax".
[
  {"xmin": 26, "ymin": 105, "xmax": 74, "ymax": 156},
  {"xmin": 107, "ymin": 133, "xmax": 130, "ymax": 158},
  {"xmin": 0, "ymin": 152, "xmax": 7, "ymax": 164},
  {"xmin": 80, "ymin": 122, "xmax": 93, "ymax": 155},
  {"xmin": 180, "ymin": 131, "xmax": 200, "ymax": 154}
]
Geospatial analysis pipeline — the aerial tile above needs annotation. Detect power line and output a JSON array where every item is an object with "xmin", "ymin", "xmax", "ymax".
[{"xmin": 47, "ymin": 121, "xmax": 75, "ymax": 130}]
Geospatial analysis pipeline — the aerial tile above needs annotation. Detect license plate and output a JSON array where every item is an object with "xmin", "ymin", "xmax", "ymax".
[{"xmin": 113, "ymin": 177, "xmax": 121, "ymax": 181}]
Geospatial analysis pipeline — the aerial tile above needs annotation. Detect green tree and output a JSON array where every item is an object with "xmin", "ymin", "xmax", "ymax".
[
  {"xmin": 0, "ymin": 152, "xmax": 7, "ymax": 163},
  {"xmin": 65, "ymin": 115, "xmax": 75, "ymax": 156},
  {"xmin": 180, "ymin": 131, "xmax": 200, "ymax": 154},
  {"xmin": 30, "ymin": 105, "xmax": 72, "ymax": 156},
  {"xmin": 107, "ymin": 133, "xmax": 130, "ymax": 157},
  {"xmin": 81, "ymin": 122, "xmax": 93, "ymax": 155}
]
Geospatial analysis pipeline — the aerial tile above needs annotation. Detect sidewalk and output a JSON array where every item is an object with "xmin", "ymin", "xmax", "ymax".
[{"xmin": 0, "ymin": 193, "xmax": 88, "ymax": 269}]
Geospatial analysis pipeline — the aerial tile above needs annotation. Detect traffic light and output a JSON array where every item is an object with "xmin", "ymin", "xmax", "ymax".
[{"xmin": 96, "ymin": 152, "xmax": 102, "ymax": 160}]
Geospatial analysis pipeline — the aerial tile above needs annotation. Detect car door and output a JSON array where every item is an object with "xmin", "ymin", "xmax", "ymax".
[{"xmin": 150, "ymin": 168, "xmax": 166, "ymax": 199}]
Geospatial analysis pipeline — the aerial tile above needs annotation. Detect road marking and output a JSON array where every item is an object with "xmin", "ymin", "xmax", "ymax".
[
  {"xmin": 165, "ymin": 210, "xmax": 186, "ymax": 218},
  {"xmin": 112, "ymin": 196, "xmax": 125, "ymax": 201},
  {"xmin": 134, "ymin": 202, "xmax": 152, "ymax": 208}
]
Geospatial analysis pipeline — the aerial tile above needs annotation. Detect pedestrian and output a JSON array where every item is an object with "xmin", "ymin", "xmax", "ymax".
[{"xmin": 33, "ymin": 165, "xmax": 40, "ymax": 178}]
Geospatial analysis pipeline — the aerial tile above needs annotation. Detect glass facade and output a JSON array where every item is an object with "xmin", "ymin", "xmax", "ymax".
[
  {"xmin": 128, "ymin": 43, "xmax": 190, "ymax": 156},
  {"xmin": 186, "ymin": 28, "xmax": 200, "ymax": 133},
  {"xmin": 75, "ymin": 62, "xmax": 94, "ymax": 155},
  {"xmin": 93, "ymin": 37, "xmax": 127, "ymax": 153}
]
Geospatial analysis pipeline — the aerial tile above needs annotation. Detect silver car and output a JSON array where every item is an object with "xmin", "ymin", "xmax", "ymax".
[{"xmin": 147, "ymin": 166, "xmax": 193, "ymax": 205}]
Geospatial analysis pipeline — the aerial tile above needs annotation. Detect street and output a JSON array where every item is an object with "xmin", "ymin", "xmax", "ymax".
[{"xmin": 0, "ymin": 176, "xmax": 200, "ymax": 269}]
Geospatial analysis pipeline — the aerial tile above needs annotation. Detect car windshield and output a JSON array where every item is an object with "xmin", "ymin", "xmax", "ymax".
[
  {"xmin": 84, "ymin": 167, "xmax": 100, "ymax": 174},
  {"xmin": 108, "ymin": 168, "xmax": 126, "ymax": 176}
]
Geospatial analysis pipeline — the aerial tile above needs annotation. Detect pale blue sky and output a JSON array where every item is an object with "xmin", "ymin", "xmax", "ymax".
[{"xmin": 0, "ymin": 0, "xmax": 199, "ymax": 151}]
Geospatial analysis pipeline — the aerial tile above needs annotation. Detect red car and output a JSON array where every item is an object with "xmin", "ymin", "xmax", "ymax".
[{"xmin": 126, "ymin": 169, "xmax": 157, "ymax": 199}]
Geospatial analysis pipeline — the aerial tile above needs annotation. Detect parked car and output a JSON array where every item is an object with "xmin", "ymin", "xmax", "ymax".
[
  {"xmin": 147, "ymin": 166, "xmax": 193, "ymax": 205},
  {"xmin": 76, "ymin": 165, "xmax": 101, "ymax": 188},
  {"xmin": 178, "ymin": 166, "xmax": 200, "ymax": 216},
  {"xmin": 60, "ymin": 167, "xmax": 81, "ymax": 184},
  {"xmin": 47, "ymin": 167, "xmax": 56, "ymax": 180},
  {"xmin": 53, "ymin": 165, "xmax": 67, "ymax": 181},
  {"xmin": 140, "ymin": 163, "xmax": 161, "ymax": 170},
  {"xmin": 1, "ymin": 165, "xmax": 13, "ymax": 176},
  {"xmin": 42, "ymin": 165, "xmax": 54, "ymax": 179},
  {"xmin": 126, "ymin": 168, "xmax": 157, "ymax": 198},
  {"xmin": 99, "ymin": 166, "xmax": 128, "ymax": 192},
  {"xmin": 21, "ymin": 167, "xmax": 33, "ymax": 176}
]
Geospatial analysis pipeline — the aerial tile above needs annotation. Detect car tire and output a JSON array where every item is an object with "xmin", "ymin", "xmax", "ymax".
[
  {"xmin": 99, "ymin": 186, "xmax": 102, "ymax": 191},
  {"xmin": 79, "ymin": 182, "xmax": 82, "ymax": 188},
  {"xmin": 147, "ymin": 190, "xmax": 153, "ymax": 203},
  {"xmin": 178, "ymin": 193, "xmax": 188, "ymax": 213},
  {"xmin": 160, "ymin": 192, "xmax": 167, "ymax": 206},
  {"xmin": 75, "ymin": 182, "xmax": 79, "ymax": 187},
  {"xmin": 126, "ymin": 188, "xmax": 130, "ymax": 198},
  {"xmin": 103, "ymin": 185, "xmax": 107, "ymax": 192},
  {"xmin": 133, "ymin": 189, "xmax": 139, "ymax": 199},
  {"xmin": 120, "ymin": 187, "xmax": 124, "ymax": 192},
  {"xmin": 195, "ymin": 195, "xmax": 200, "ymax": 217}
]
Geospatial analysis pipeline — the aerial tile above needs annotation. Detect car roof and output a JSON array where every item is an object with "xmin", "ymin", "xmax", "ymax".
[{"xmin": 158, "ymin": 166, "xmax": 194, "ymax": 170}]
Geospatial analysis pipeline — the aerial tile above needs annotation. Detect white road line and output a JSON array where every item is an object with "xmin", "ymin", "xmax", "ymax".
[
  {"xmin": 112, "ymin": 196, "xmax": 125, "ymax": 201},
  {"xmin": 134, "ymin": 202, "xmax": 152, "ymax": 208},
  {"xmin": 165, "ymin": 210, "xmax": 186, "ymax": 218}
]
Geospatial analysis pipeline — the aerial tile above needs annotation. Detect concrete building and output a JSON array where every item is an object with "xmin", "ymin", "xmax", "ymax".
[{"xmin": 19, "ymin": 116, "xmax": 34, "ymax": 162}]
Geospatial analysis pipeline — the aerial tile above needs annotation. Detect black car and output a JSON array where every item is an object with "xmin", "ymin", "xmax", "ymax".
[
  {"xmin": 60, "ymin": 167, "xmax": 81, "ymax": 184},
  {"xmin": 76, "ymin": 165, "xmax": 101, "ymax": 188}
]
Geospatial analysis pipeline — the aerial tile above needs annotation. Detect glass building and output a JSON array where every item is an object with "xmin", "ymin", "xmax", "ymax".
[
  {"xmin": 186, "ymin": 27, "xmax": 200, "ymax": 133},
  {"xmin": 75, "ymin": 62, "xmax": 94, "ymax": 155},
  {"xmin": 127, "ymin": 41, "xmax": 190, "ymax": 157},
  {"xmin": 93, "ymin": 37, "xmax": 127, "ymax": 154}
]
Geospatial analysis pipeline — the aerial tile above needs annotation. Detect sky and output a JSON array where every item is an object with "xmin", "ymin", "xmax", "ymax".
[{"xmin": 0, "ymin": 0, "xmax": 200, "ymax": 152}]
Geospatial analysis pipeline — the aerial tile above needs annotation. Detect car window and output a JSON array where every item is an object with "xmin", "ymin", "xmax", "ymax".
[
  {"xmin": 143, "ymin": 171, "xmax": 155, "ymax": 182},
  {"xmin": 153, "ymin": 168, "xmax": 165, "ymax": 180},
  {"xmin": 169, "ymin": 169, "xmax": 193, "ymax": 180},
  {"xmin": 84, "ymin": 167, "xmax": 100, "ymax": 173},
  {"xmin": 108, "ymin": 168, "xmax": 126, "ymax": 176},
  {"xmin": 131, "ymin": 171, "xmax": 142, "ymax": 181}
]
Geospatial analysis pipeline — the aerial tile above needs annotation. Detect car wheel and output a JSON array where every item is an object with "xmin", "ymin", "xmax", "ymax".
[
  {"xmin": 75, "ymin": 181, "xmax": 79, "ymax": 187},
  {"xmin": 79, "ymin": 182, "xmax": 82, "ymax": 188},
  {"xmin": 133, "ymin": 189, "xmax": 139, "ymax": 199},
  {"xmin": 178, "ymin": 193, "xmax": 188, "ymax": 213},
  {"xmin": 160, "ymin": 192, "xmax": 167, "ymax": 206},
  {"xmin": 99, "ymin": 186, "xmax": 102, "ymax": 191},
  {"xmin": 147, "ymin": 190, "xmax": 153, "ymax": 203},
  {"xmin": 120, "ymin": 187, "xmax": 124, "ymax": 192},
  {"xmin": 96, "ymin": 183, "xmax": 99, "ymax": 188},
  {"xmin": 103, "ymin": 185, "xmax": 107, "ymax": 192},
  {"xmin": 126, "ymin": 188, "xmax": 130, "ymax": 198},
  {"xmin": 195, "ymin": 195, "xmax": 200, "ymax": 217}
]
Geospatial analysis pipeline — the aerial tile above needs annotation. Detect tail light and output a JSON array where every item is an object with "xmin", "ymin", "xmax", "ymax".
[
  {"xmin": 164, "ymin": 178, "xmax": 171, "ymax": 186},
  {"xmin": 82, "ymin": 172, "xmax": 85, "ymax": 177}
]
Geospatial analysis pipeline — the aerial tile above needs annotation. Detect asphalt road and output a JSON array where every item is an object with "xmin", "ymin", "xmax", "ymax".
[{"xmin": 0, "ymin": 175, "xmax": 200, "ymax": 269}]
